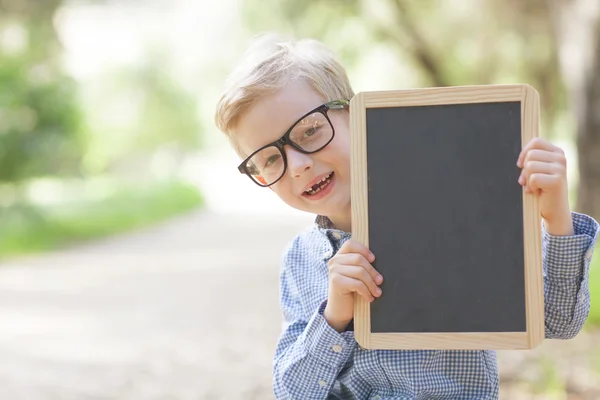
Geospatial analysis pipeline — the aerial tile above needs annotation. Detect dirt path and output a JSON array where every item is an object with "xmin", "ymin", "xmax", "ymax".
[
  {"xmin": 0, "ymin": 209, "xmax": 598, "ymax": 399},
  {"xmin": 0, "ymin": 211, "xmax": 311, "ymax": 399}
]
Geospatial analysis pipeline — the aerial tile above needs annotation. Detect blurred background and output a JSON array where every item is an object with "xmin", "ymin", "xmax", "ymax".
[{"xmin": 0, "ymin": 0, "xmax": 599, "ymax": 399}]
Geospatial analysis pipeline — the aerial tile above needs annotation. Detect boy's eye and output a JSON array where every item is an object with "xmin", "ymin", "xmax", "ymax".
[
  {"xmin": 264, "ymin": 154, "xmax": 281, "ymax": 167},
  {"xmin": 303, "ymin": 127, "xmax": 318, "ymax": 137},
  {"xmin": 300, "ymin": 121, "xmax": 324, "ymax": 139}
]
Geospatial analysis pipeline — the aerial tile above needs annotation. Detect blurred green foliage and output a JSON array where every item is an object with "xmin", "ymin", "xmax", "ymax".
[
  {"xmin": 0, "ymin": 0, "xmax": 205, "ymax": 256},
  {"xmin": 0, "ymin": 1, "xmax": 204, "ymax": 185},
  {"xmin": 0, "ymin": 0, "xmax": 84, "ymax": 185},
  {"xmin": 243, "ymin": 0, "xmax": 567, "ymax": 137},
  {"xmin": 586, "ymin": 251, "xmax": 600, "ymax": 328},
  {"xmin": 82, "ymin": 49, "xmax": 203, "ymax": 175},
  {"xmin": 0, "ymin": 179, "xmax": 203, "ymax": 258}
]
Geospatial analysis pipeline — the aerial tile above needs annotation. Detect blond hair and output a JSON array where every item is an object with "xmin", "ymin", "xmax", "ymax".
[{"xmin": 214, "ymin": 33, "xmax": 354, "ymax": 143}]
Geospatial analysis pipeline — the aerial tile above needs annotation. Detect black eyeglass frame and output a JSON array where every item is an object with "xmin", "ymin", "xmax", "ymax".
[{"xmin": 237, "ymin": 99, "xmax": 350, "ymax": 187}]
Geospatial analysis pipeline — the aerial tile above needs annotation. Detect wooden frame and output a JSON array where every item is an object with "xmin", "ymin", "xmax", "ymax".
[{"xmin": 350, "ymin": 84, "xmax": 543, "ymax": 350}]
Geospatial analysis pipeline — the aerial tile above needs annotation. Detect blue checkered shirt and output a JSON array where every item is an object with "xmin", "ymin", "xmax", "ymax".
[{"xmin": 273, "ymin": 212, "xmax": 599, "ymax": 399}]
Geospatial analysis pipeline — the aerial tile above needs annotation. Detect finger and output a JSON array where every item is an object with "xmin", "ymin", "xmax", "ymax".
[
  {"xmin": 519, "ymin": 160, "xmax": 564, "ymax": 186},
  {"xmin": 517, "ymin": 138, "xmax": 564, "ymax": 168},
  {"xmin": 527, "ymin": 173, "xmax": 563, "ymax": 194},
  {"xmin": 337, "ymin": 239, "xmax": 375, "ymax": 263},
  {"xmin": 523, "ymin": 149, "xmax": 567, "ymax": 166},
  {"xmin": 521, "ymin": 160, "xmax": 563, "ymax": 178},
  {"xmin": 330, "ymin": 264, "xmax": 381, "ymax": 297},
  {"xmin": 334, "ymin": 274, "xmax": 374, "ymax": 302},
  {"xmin": 336, "ymin": 265, "xmax": 382, "ymax": 297},
  {"xmin": 331, "ymin": 253, "xmax": 383, "ymax": 285},
  {"xmin": 519, "ymin": 160, "xmax": 560, "ymax": 187}
]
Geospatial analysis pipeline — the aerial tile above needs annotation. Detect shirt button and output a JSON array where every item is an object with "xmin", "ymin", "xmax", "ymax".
[
  {"xmin": 332, "ymin": 231, "xmax": 342, "ymax": 240},
  {"xmin": 332, "ymin": 344, "xmax": 343, "ymax": 353},
  {"xmin": 372, "ymin": 396, "xmax": 382, "ymax": 400},
  {"xmin": 318, "ymin": 379, "xmax": 327, "ymax": 387},
  {"xmin": 585, "ymin": 248, "xmax": 594, "ymax": 261}
]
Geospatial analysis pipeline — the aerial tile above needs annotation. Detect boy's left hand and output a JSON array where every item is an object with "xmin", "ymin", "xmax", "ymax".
[{"xmin": 517, "ymin": 137, "xmax": 574, "ymax": 236}]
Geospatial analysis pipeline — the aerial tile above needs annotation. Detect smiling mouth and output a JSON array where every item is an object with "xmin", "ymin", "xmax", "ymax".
[{"xmin": 303, "ymin": 172, "xmax": 334, "ymax": 196}]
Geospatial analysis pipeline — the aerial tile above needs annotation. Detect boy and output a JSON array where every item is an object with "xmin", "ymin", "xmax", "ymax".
[{"xmin": 215, "ymin": 33, "xmax": 599, "ymax": 399}]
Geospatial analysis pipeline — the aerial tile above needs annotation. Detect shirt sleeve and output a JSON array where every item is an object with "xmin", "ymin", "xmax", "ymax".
[
  {"xmin": 543, "ymin": 212, "xmax": 599, "ymax": 339},
  {"xmin": 273, "ymin": 260, "xmax": 357, "ymax": 400}
]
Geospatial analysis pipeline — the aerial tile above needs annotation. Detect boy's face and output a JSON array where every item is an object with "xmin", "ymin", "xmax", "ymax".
[{"xmin": 234, "ymin": 80, "xmax": 351, "ymax": 229}]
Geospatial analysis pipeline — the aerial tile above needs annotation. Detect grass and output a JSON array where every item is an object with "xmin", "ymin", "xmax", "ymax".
[
  {"xmin": 586, "ymin": 247, "xmax": 600, "ymax": 328},
  {"xmin": 0, "ymin": 179, "xmax": 203, "ymax": 259}
]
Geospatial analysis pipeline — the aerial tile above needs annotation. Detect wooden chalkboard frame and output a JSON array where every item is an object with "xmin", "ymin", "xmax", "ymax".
[{"xmin": 350, "ymin": 84, "xmax": 543, "ymax": 350}]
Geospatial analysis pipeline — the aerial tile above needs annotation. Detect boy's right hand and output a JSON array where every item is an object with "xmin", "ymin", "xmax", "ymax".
[{"xmin": 323, "ymin": 239, "xmax": 383, "ymax": 332}]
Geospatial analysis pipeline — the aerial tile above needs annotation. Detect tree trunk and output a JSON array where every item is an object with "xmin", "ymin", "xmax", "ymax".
[{"xmin": 548, "ymin": 0, "xmax": 600, "ymax": 222}]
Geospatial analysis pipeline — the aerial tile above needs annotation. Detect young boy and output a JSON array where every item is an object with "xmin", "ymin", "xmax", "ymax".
[{"xmin": 215, "ymin": 33, "xmax": 599, "ymax": 399}]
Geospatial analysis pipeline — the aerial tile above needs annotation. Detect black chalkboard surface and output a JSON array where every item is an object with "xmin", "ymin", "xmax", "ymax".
[{"xmin": 350, "ymin": 85, "xmax": 543, "ymax": 350}]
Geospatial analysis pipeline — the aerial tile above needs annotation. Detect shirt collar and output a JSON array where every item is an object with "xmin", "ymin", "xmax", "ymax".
[
  {"xmin": 314, "ymin": 215, "xmax": 351, "ymax": 258},
  {"xmin": 314, "ymin": 215, "xmax": 352, "ymax": 238},
  {"xmin": 315, "ymin": 215, "xmax": 335, "ymax": 230}
]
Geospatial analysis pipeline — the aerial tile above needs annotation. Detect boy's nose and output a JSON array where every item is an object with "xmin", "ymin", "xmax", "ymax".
[{"xmin": 285, "ymin": 147, "xmax": 313, "ymax": 178}]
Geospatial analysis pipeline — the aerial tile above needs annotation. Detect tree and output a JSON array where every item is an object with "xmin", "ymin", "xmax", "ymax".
[
  {"xmin": 0, "ymin": 0, "xmax": 84, "ymax": 185},
  {"xmin": 547, "ymin": 0, "xmax": 600, "ymax": 221}
]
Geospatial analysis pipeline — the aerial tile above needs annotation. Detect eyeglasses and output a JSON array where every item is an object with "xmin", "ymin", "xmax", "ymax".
[{"xmin": 238, "ymin": 99, "xmax": 349, "ymax": 187}]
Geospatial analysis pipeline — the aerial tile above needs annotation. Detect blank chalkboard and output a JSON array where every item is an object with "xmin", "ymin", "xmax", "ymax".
[{"xmin": 350, "ymin": 85, "xmax": 544, "ymax": 350}]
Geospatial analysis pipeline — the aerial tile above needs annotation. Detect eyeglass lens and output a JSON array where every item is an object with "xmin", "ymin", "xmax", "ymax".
[{"xmin": 244, "ymin": 111, "xmax": 333, "ymax": 186}]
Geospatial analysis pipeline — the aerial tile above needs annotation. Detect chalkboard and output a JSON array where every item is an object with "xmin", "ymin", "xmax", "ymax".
[{"xmin": 350, "ymin": 85, "xmax": 543, "ymax": 350}]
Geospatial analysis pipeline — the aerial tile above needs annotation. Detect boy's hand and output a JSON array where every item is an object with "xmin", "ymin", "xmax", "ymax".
[
  {"xmin": 323, "ymin": 239, "xmax": 383, "ymax": 332},
  {"xmin": 517, "ymin": 137, "xmax": 574, "ymax": 236}
]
